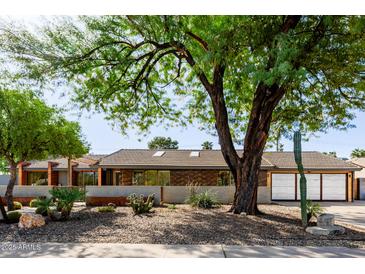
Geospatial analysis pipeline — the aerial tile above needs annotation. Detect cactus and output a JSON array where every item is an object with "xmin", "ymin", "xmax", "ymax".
[
  {"xmin": 127, "ymin": 193, "xmax": 154, "ymax": 215},
  {"xmin": 294, "ymin": 131, "xmax": 308, "ymax": 228}
]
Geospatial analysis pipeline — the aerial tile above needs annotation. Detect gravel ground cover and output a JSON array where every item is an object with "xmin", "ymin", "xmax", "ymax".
[{"xmin": 1, "ymin": 204, "xmax": 365, "ymax": 247}]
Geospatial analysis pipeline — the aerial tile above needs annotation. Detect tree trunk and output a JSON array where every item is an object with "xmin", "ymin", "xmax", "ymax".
[
  {"xmin": 231, "ymin": 83, "xmax": 286, "ymax": 215},
  {"xmin": 5, "ymin": 161, "xmax": 18, "ymax": 211},
  {"xmin": 67, "ymin": 157, "xmax": 72, "ymax": 186}
]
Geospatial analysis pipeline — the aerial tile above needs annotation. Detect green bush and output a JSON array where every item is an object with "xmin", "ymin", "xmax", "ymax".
[
  {"xmin": 186, "ymin": 190, "xmax": 219, "ymax": 209},
  {"xmin": 167, "ymin": 204, "xmax": 177, "ymax": 210},
  {"xmin": 49, "ymin": 187, "xmax": 85, "ymax": 221},
  {"xmin": 29, "ymin": 199, "xmax": 40, "ymax": 208},
  {"xmin": 13, "ymin": 201, "xmax": 22, "ymax": 210},
  {"xmin": 35, "ymin": 198, "xmax": 54, "ymax": 216},
  {"xmin": 127, "ymin": 194, "xmax": 154, "ymax": 215},
  {"xmin": 306, "ymin": 200, "xmax": 324, "ymax": 222},
  {"xmin": 6, "ymin": 211, "xmax": 22, "ymax": 223},
  {"xmin": 97, "ymin": 206, "xmax": 116, "ymax": 213}
]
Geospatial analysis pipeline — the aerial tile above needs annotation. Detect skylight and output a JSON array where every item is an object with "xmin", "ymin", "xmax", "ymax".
[
  {"xmin": 190, "ymin": 151, "xmax": 200, "ymax": 157},
  {"xmin": 153, "ymin": 151, "xmax": 165, "ymax": 157}
]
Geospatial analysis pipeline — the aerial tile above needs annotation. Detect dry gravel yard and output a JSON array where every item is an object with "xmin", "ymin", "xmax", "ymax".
[{"xmin": 1, "ymin": 204, "xmax": 365, "ymax": 247}]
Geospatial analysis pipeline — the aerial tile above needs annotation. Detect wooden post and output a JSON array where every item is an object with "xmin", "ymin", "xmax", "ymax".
[
  {"xmin": 348, "ymin": 172, "xmax": 353, "ymax": 202},
  {"xmin": 48, "ymin": 162, "xmax": 53, "ymax": 186},
  {"xmin": 18, "ymin": 162, "xmax": 24, "ymax": 186},
  {"xmin": 67, "ymin": 158, "xmax": 73, "ymax": 187},
  {"xmin": 98, "ymin": 167, "xmax": 102, "ymax": 186}
]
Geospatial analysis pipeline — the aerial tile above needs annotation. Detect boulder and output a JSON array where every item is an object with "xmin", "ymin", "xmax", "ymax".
[
  {"xmin": 317, "ymin": 214, "xmax": 335, "ymax": 228},
  {"xmin": 18, "ymin": 213, "xmax": 46, "ymax": 229},
  {"xmin": 306, "ymin": 226, "xmax": 345, "ymax": 236}
]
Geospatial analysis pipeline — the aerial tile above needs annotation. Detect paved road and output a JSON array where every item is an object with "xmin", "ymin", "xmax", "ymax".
[
  {"xmin": 1, "ymin": 243, "xmax": 364, "ymax": 258},
  {"xmin": 278, "ymin": 201, "xmax": 365, "ymax": 230}
]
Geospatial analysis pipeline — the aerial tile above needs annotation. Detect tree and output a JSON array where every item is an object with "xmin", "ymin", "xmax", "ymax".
[
  {"xmin": 1, "ymin": 16, "xmax": 365, "ymax": 214},
  {"xmin": 351, "ymin": 148, "xmax": 365, "ymax": 158},
  {"xmin": 0, "ymin": 88, "xmax": 89, "ymax": 210},
  {"xmin": 148, "ymin": 136, "xmax": 179, "ymax": 149},
  {"xmin": 201, "ymin": 141, "xmax": 213, "ymax": 150},
  {"xmin": 0, "ymin": 157, "xmax": 8, "ymax": 174},
  {"xmin": 323, "ymin": 151, "xmax": 337, "ymax": 158}
]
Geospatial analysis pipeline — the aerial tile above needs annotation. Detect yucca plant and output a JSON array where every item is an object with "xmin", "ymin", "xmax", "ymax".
[
  {"xmin": 306, "ymin": 200, "xmax": 324, "ymax": 222},
  {"xmin": 186, "ymin": 190, "xmax": 219, "ymax": 209}
]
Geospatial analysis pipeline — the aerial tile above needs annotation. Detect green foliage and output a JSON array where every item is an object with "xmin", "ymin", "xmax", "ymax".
[
  {"xmin": 127, "ymin": 193, "xmax": 154, "ymax": 215},
  {"xmin": 29, "ymin": 199, "xmax": 40, "ymax": 208},
  {"xmin": 49, "ymin": 187, "xmax": 85, "ymax": 220},
  {"xmin": 97, "ymin": 206, "xmax": 116, "ymax": 213},
  {"xmin": 13, "ymin": 201, "xmax": 22, "ymax": 210},
  {"xmin": 6, "ymin": 211, "xmax": 21, "ymax": 223},
  {"xmin": 0, "ymin": 157, "xmax": 8, "ymax": 174},
  {"xmin": 201, "ymin": 141, "xmax": 213, "ymax": 150},
  {"xmin": 351, "ymin": 148, "xmax": 365, "ymax": 158},
  {"xmin": 306, "ymin": 200, "xmax": 324, "ymax": 221},
  {"xmin": 294, "ymin": 131, "xmax": 307, "ymax": 228},
  {"xmin": 1, "ymin": 16, "xmax": 364, "ymax": 144},
  {"xmin": 323, "ymin": 151, "xmax": 337, "ymax": 158},
  {"xmin": 186, "ymin": 190, "xmax": 219, "ymax": 209},
  {"xmin": 148, "ymin": 136, "xmax": 179, "ymax": 149},
  {"xmin": 167, "ymin": 204, "xmax": 177, "ymax": 210},
  {"xmin": 35, "ymin": 198, "xmax": 54, "ymax": 216}
]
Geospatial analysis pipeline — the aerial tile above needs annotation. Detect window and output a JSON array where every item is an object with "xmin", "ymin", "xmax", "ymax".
[
  {"xmin": 115, "ymin": 171, "xmax": 123, "ymax": 186},
  {"xmin": 153, "ymin": 151, "xmax": 165, "ymax": 157},
  {"xmin": 217, "ymin": 171, "xmax": 233, "ymax": 186},
  {"xmin": 133, "ymin": 170, "xmax": 170, "ymax": 185},
  {"xmin": 190, "ymin": 151, "xmax": 200, "ymax": 157},
  {"xmin": 27, "ymin": 172, "xmax": 48, "ymax": 186},
  {"xmin": 133, "ymin": 171, "xmax": 144, "ymax": 185},
  {"xmin": 76, "ymin": 171, "xmax": 98, "ymax": 186}
]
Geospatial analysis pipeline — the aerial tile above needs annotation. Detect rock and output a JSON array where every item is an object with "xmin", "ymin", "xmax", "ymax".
[
  {"xmin": 18, "ymin": 213, "xmax": 45, "ymax": 229},
  {"xmin": 317, "ymin": 214, "xmax": 335, "ymax": 228},
  {"xmin": 306, "ymin": 225, "xmax": 345, "ymax": 236},
  {"xmin": 108, "ymin": 203, "xmax": 117, "ymax": 208}
]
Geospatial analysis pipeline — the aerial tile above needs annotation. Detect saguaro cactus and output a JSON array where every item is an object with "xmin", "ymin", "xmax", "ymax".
[{"xmin": 294, "ymin": 131, "xmax": 307, "ymax": 228}]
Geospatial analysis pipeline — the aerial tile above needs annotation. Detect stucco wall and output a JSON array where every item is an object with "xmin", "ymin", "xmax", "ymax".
[
  {"xmin": 0, "ymin": 175, "xmax": 10, "ymax": 185},
  {"xmin": 0, "ymin": 186, "xmax": 53, "ymax": 197},
  {"xmin": 162, "ymin": 185, "xmax": 271, "ymax": 204},
  {"xmin": 85, "ymin": 186, "xmax": 161, "ymax": 204}
]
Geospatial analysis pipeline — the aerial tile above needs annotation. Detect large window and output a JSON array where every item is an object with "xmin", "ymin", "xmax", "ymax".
[
  {"xmin": 76, "ymin": 171, "xmax": 98, "ymax": 186},
  {"xmin": 217, "ymin": 171, "xmax": 234, "ymax": 186},
  {"xmin": 27, "ymin": 172, "xmax": 48, "ymax": 186},
  {"xmin": 133, "ymin": 170, "xmax": 170, "ymax": 186}
]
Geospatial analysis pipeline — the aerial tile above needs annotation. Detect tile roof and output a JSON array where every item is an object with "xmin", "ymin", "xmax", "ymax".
[{"xmin": 98, "ymin": 149, "xmax": 360, "ymax": 170}]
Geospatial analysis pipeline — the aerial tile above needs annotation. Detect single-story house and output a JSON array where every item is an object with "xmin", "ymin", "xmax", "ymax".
[
  {"xmin": 349, "ymin": 158, "xmax": 365, "ymax": 200},
  {"xmin": 1, "ymin": 149, "xmax": 360, "ymax": 205}
]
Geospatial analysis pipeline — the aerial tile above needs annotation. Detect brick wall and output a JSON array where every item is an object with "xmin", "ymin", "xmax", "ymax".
[{"xmin": 103, "ymin": 168, "xmax": 268, "ymax": 187}]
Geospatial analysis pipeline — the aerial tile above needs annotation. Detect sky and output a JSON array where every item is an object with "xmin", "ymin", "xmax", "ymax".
[
  {"xmin": 4, "ymin": 16, "xmax": 365, "ymax": 159},
  {"xmin": 43, "ymin": 89, "xmax": 365, "ymax": 159}
]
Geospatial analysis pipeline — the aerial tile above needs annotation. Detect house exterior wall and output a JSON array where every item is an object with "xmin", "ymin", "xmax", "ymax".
[
  {"xmin": 106, "ymin": 168, "xmax": 268, "ymax": 187},
  {"xmin": 58, "ymin": 171, "xmax": 68, "ymax": 186}
]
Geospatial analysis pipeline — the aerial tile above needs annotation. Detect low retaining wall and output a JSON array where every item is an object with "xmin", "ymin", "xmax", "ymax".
[
  {"xmin": 0, "ymin": 186, "xmax": 53, "ymax": 205},
  {"xmin": 85, "ymin": 186, "xmax": 161, "ymax": 205},
  {"xmin": 85, "ymin": 185, "xmax": 271, "ymax": 205}
]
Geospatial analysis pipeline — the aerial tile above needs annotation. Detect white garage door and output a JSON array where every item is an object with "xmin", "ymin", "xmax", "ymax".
[
  {"xmin": 297, "ymin": 174, "xmax": 320, "ymax": 200},
  {"xmin": 272, "ymin": 174, "xmax": 296, "ymax": 200},
  {"xmin": 322, "ymin": 174, "xmax": 346, "ymax": 200}
]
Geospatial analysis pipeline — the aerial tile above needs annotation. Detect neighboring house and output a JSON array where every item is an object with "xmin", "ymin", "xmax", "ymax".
[
  {"xmin": 7, "ymin": 149, "xmax": 360, "ymax": 205},
  {"xmin": 348, "ymin": 158, "xmax": 365, "ymax": 200}
]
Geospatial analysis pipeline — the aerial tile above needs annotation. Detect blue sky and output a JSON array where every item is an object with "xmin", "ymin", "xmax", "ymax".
[{"xmin": 43, "ymin": 90, "xmax": 365, "ymax": 158}]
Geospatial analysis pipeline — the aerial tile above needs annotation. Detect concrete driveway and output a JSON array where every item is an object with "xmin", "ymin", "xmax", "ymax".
[{"xmin": 278, "ymin": 201, "xmax": 365, "ymax": 229}]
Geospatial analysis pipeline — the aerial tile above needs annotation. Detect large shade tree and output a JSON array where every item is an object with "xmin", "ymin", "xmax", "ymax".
[
  {"xmin": 0, "ymin": 88, "xmax": 89, "ymax": 210},
  {"xmin": 0, "ymin": 16, "xmax": 365, "ymax": 214}
]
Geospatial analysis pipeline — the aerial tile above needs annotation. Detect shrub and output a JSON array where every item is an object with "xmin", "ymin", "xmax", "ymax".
[
  {"xmin": 97, "ymin": 206, "xmax": 116, "ymax": 213},
  {"xmin": 167, "ymin": 204, "xmax": 177, "ymax": 210},
  {"xmin": 6, "ymin": 211, "xmax": 22, "ymax": 223},
  {"xmin": 306, "ymin": 200, "xmax": 324, "ymax": 222},
  {"xmin": 35, "ymin": 198, "xmax": 54, "ymax": 216},
  {"xmin": 127, "ymin": 193, "xmax": 154, "ymax": 215},
  {"xmin": 13, "ymin": 201, "xmax": 22, "ymax": 210},
  {"xmin": 29, "ymin": 199, "xmax": 40, "ymax": 208},
  {"xmin": 49, "ymin": 187, "xmax": 85, "ymax": 221},
  {"xmin": 186, "ymin": 190, "xmax": 219, "ymax": 209}
]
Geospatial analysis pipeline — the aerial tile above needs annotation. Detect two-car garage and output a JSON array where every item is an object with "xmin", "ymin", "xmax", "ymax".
[{"xmin": 271, "ymin": 173, "xmax": 348, "ymax": 201}]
